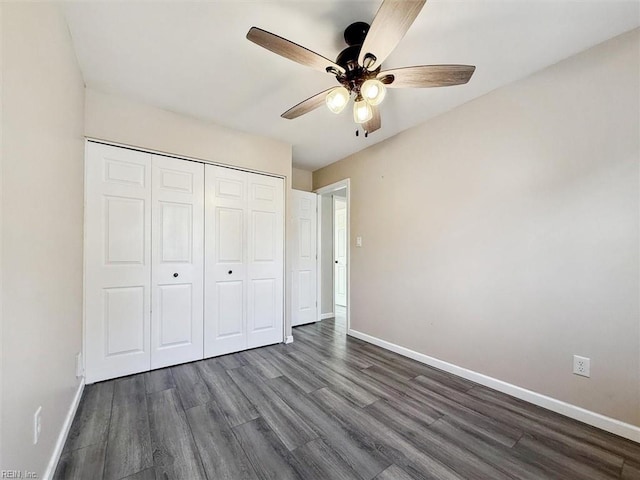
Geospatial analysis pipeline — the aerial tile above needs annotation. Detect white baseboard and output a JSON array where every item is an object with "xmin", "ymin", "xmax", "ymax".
[
  {"xmin": 43, "ymin": 379, "xmax": 85, "ymax": 480},
  {"xmin": 348, "ymin": 329, "xmax": 640, "ymax": 443},
  {"xmin": 320, "ymin": 313, "xmax": 334, "ymax": 320},
  {"xmin": 284, "ymin": 335, "xmax": 294, "ymax": 344}
]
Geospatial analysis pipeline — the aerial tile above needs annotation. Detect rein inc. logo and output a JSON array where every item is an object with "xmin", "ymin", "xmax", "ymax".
[{"xmin": 0, "ymin": 472, "xmax": 37, "ymax": 479}]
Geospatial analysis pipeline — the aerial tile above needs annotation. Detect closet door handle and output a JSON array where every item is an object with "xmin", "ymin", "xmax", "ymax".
[
  {"xmin": 173, "ymin": 273, "xmax": 179, "ymax": 278},
  {"xmin": 228, "ymin": 270, "xmax": 233, "ymax": 275}
]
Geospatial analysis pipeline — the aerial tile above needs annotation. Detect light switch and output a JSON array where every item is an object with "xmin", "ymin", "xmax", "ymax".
[{"xmin": 356, "ymin": 236, "xmax": 362, "ymax": 247}]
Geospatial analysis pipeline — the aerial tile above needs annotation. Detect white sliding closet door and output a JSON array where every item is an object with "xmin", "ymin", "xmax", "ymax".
[
  {"xmin": 151, "ymin": 155, "xmax": 204, "ymax": 369},
  {"xmin": 85, "ymin": 143, "xmax": 152, "ymax": 383},
  {"xmin": 204, "ymin": 166, "xmax": 248, "ymax": 356},
  {"xmin": 204, "ymin": 166, "xmax": 284, "ymax": 357},
  {"xmin": 247, "ymin": 172, "xmax": 284, "ymax": 348}
]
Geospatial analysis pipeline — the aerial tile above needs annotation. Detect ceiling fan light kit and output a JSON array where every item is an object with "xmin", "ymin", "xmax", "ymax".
[{"xmin": 246, "ymin": 0, "xmax": 476, "ymax": 135}]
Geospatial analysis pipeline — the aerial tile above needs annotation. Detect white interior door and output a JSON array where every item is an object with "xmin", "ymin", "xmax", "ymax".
[
  {"xmin": 246, "ymin": 172, "xmax": 284, "ymax": 347},
  {"xmin": 151, "ymin": 155, "xmax": 204, "ymax": 369},
  {"xmin": 292, "ymin": 190, "xmax": 318, "ymax": 327},
  {"xmin": 85, "ymin": 142, "xmax": 152, "ymax": 383},
  {"xmin": 334, "ymin": 197, "xmax": 347, "ymax": 307},
  {"xmin": 204, "ymin": 166, "xmax": 248, "ymax": 357}
]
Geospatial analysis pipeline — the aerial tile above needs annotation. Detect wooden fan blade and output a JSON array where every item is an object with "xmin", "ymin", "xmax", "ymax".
[
  {"xmin": 358, "ymin": 0, "xmax": 426, "ymax": 71},
  {"xmin": 281, "ymin": 88, "xmax": 336, "ymax": 120},
  {"xmin": 247, "ymin": 27, "xmax": 345, "ymax": 75},
  {"xmin": 378, "ymin": 65, "xmax": 476, "ymax": 88},
  {"xmin": 364, "ymin": 105, "xmax": 381, "ymax": 134}
]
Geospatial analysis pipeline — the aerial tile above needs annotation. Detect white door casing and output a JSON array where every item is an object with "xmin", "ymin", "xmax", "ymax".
[
  {"xmin": 291, "ymin": 190, "xmax": 318, "ymax": 327},
  {"xmin": 85, "ymin": 142, "xmax": 152, "ymax": 383},
  {"xmin": 334, "ymin": 197, "xmax": 347, "ymax": 307},
  {"xmin": 151, "ymin": 155, "xmax": 204, "ymax": 369}
]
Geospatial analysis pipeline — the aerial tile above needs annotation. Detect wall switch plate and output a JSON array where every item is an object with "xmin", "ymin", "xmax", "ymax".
[
  {"xmin": 76, "ymin": 352, "xmax": 84, "ymax": 378},
  {"xmin": 573, "ymin": 355, "xmax": 591, "ymax": 377},
  {"xmin": 356, "ymin": 236, "xmax": 362, "ymax": 247},
  {"xmin": 33, "ymin": 406, "xmax": 42, "ymax": 444}
]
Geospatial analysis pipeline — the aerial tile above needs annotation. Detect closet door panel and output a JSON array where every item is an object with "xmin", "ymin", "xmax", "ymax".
[
  {"xmin": 204, "ymin": 166, "xmax": 248, "ymax": 357},
  {"xmin": 85, "ymin": 142, "xmax": 152, "ymax": 383},
  {"xmin": 151, "ymin": 155, "xmax": 204, "ymax": 369},
  {"xmin": 247, "ymin": 173, "xmax": 284, "ymax": 348}
]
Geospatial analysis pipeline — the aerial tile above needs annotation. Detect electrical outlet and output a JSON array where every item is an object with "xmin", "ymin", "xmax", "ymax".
[
  {"xmin": 573, "ymin": 355, "xmax": 591, "ymax": 378},
  {"xmin": 76, "ymin": 352, "xmax": 84, "ymax": 378},
  {"xmin": 33, "ymin": 407, "xmax": 42, "ymax": 444}
]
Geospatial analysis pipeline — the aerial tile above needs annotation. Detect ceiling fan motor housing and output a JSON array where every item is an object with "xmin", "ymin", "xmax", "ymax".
[{"xmin": 336, "ymin": 22, "xmax": 380, "ymax": 93}]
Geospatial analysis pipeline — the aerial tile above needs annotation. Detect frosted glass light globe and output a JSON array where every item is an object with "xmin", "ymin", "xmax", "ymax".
[
  {"xmin": 361, "ymin": 79, "xmax": 386, "ymax": 106},
  {"xmin": 325, "ymin": 87, "xmax": 350, "ymax": 114},
  {"xmin": 353, "ymin": 97, "xmax": 373, "ymax": 123}
]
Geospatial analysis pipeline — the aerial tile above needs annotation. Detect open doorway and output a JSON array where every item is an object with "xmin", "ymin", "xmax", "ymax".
[{"xmin": 316, "ymin": 180, "xmax": 350, "ymax": 332}]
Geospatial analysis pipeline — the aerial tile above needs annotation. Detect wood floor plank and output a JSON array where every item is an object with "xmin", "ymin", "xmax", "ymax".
[
  {"xmin": 228, "ymin": 365, "xmax": 318, "ymax": 450},
  {"xmin": 63, "ymin": 382, "xmax": 114, "ymax": 453},
  {"xmin": 513, "ymin": 434, "xmax": 619, "ymax": 480},
  {"xmin": 232, "ymin": 418, "xmax": 303, "ymax": 480},
  {"xmin": 54, "ymin": 442, "xmax": 107, "ymax": 480},
  {"xmin": 217, "ymin": 351, "xmax": 249, "ymax": 370},
  {"xmin": 374, "ymin": 464, "xmax": 420, "ymax": 480},
  {"xmin": 104, "ymin": 375, "xmax": 152, "ymax": 480},
  {"xmin": 288, "ymin": 349, "xmax": 379, "ymax": 407},
  {"xmin": 292, "ymin": 438, "xmax": 362, "ymax": 480},
  {"xmin": 310, "ymin": 387, "xmax": 468, "ymax": 480},
  {"xmin": 170, "ymin": 362, "xmax": 212, "ymax": 410},
  {"xmin": 119, "ymin": 467, "xmax": 158, "ymax": 480},
  {"xmin": 240, "ymin": 348, "xmax": 285, "ymax": 379},
  {"xmin": 186, "ymin": 401, "xmax": 259, "ymax": 480},
  {"xmin": 469, "ymin": 385, "xmax": 640, "ymax": 461},
  {"xmin": 363, "ymin": 365, "xmax": 523, "ymax": 447},
  {"xmin": 258, "ymin": 348, "xmax": 326, "ymax": 393},
  {"xmin": 269, "ymin": 375, "xmax": 391, "ymax": 480},
  {"xmin": 429, "ymin": 417, "xmax": 554, "ymax": 480},
  {"xmin": 144, "ymin": 369, "xmax": 175, "ymax": 394},
  {"xmin": 147, "ymin": 388, "xmax": 207, "ymax": 480},
  {"xmin": 621, "ymin": 461, "xmax": 640, "ymax": 479},
  {"xmin": 423, "ymin": 378, "xmax": 626, "ymax": 476},
  {"xmin": 196, "ymin": 361, "xmax": 260, "ymax": 427}
]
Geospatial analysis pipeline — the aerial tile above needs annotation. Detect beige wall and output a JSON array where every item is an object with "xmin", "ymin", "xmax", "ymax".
[
  {"xmin": 85, "ymin": 89, "xmax": 295, "ymax": 337},
  {"xmin": 1, "ymin": 3, "xmax": 85, "ymax": 474},
  {"xmin": 314, "ymin": 29, "xmax": 640, "ymax": 426},
  {"xmin": 292, "ymin": 167, "xmax": 313, "ymax": 191}
]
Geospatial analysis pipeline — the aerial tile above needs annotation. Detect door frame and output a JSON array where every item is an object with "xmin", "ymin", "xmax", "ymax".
[{"xmin": 315, "ymin": 179, "xmax": 351, "ymax": 332}]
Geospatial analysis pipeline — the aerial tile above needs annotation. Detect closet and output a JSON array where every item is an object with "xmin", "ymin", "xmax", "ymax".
[{"xmin": 84, "ymin": 142, "xmax": 284, "ymax": 383}]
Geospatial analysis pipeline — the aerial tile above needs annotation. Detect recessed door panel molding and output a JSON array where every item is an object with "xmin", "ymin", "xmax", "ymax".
[
  {"xmin": 158, "ymin": 284, "xmax": 193, "ymax": 348},
  {"xmin": 151, "ymin": 155, "xmax": 204, "ymax": 369},
  {"xmin": 104, "ymin": 286, "xmax": 146, "ymax": 356},
  {"xmin": 85, "ymin": 142, "xmax": 152, "ymax": 383},
  {"xmin": 104, "ymin": 196, "xmax": 146, "ymax": 264},
  {"xmin": 291, "ymin": 190, "xmax": 318, "ymax": 327}
]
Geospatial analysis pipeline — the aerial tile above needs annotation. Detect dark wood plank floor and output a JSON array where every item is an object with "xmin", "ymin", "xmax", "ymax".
[{"xmin": 55, "ymin": 318, "xmax": 640, "ymax": 480}]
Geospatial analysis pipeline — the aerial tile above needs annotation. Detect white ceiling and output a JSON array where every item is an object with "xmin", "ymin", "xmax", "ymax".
[{"xmin": 63, "ymin": 1, "xmax": 639, "ymax": 171}]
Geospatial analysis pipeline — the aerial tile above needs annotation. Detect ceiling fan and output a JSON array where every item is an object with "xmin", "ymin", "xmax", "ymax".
[{"xmin": 246, "ymin": 0, "xmax": 475, "ymax": 136}]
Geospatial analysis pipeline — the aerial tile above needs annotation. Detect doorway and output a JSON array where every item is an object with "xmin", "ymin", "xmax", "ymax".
[{"xmin": 316, "ymin": 179, "xmax": 350, "ymax": 331}]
